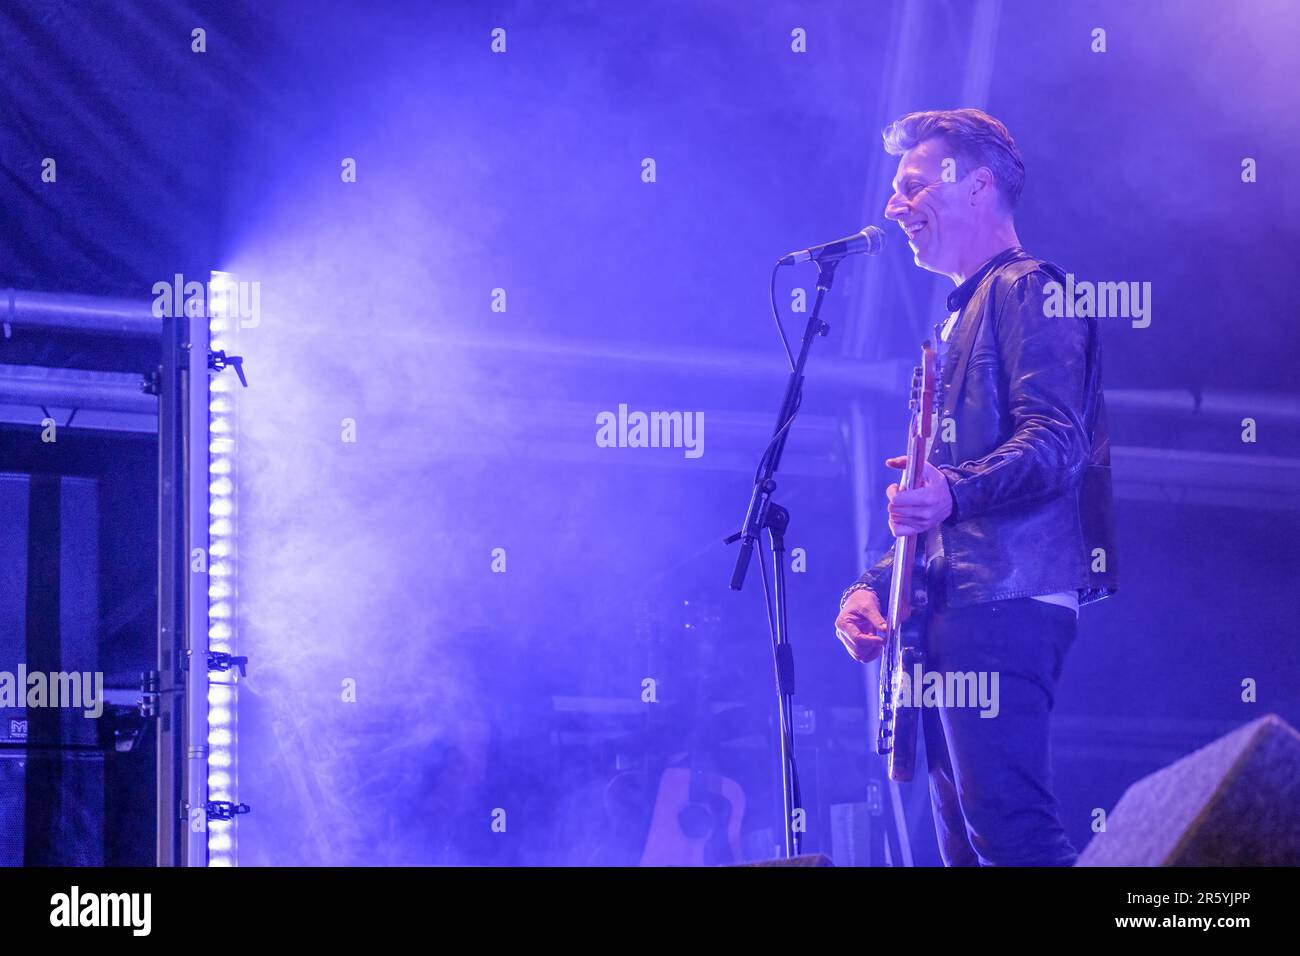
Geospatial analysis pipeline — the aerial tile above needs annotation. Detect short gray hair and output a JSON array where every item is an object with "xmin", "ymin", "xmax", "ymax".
[{"xmin": 882, "ymin": 108, "xmax": 1025, "ymax": 209}]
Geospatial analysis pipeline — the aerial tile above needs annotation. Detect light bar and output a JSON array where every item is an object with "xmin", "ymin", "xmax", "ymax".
[{"xmin": 206, "ymin": 271, "xmax": 240, "ymax": 867}]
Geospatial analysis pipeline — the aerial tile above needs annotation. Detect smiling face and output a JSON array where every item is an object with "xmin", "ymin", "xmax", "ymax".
[{"xmin": 884, "ymin": 137, "xmax": 979, "ymax": 279}]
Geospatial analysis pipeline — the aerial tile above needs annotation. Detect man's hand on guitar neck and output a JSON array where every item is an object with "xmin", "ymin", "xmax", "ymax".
[
  {"xmin": 835, "ymin": 588, "xmax": 888, "ymax": 664},
  {"xmin": 885, "ymin": 455, "xmax": 954, "ymax": 536}
]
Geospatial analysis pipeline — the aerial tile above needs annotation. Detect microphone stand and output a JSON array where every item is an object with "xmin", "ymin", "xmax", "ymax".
[{"xmin": 726, "ymin": 254, "xmax": 841, "ymax": 860}]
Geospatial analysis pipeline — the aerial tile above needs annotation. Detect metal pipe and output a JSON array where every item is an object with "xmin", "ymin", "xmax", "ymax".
[
  {"xmin": 156, "ymin": 315, "xmax": 185, "ymax": 866},
  {"xmin": 4, "ymin": 288, "xmax": 161, "ymax": 337},
  {"xmin": 185, "ymin": 311, "xmax": 211, "ymax": 866},
  {"xmin": 0, "ymin": 364, "xmax": 154, "ymax": 413},
  {"xmin": 1106, "ymin": 388, "xmax": 1300, "ymax": 421},
  {"xmin": 2, "ymin": 289, "xmax": 1294, "ymax": 422}
]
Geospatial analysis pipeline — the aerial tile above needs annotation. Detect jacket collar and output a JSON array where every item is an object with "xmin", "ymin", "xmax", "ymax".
[{"xmin": 946, "ymin": 245, "xmax": 1025, "ymax": 314}]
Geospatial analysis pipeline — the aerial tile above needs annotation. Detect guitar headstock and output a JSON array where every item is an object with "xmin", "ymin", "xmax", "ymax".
[
  {"xmin": 918, "ymin": 341, "xmax": 937, "ymax": 438},
  {"xmin": 909, "ymin": 341, "xmax": 939, "ymax": 438}
]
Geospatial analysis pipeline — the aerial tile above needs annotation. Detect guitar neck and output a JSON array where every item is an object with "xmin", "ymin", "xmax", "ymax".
[{"xmin": 887, "ymin": 360, "xmax": 934, "ymax": 628}]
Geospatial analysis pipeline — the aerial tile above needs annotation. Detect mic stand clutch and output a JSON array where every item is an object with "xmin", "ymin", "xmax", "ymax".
[{"xmin": 725, "ymin": 255, "xmax": 840, "ymax": 860}]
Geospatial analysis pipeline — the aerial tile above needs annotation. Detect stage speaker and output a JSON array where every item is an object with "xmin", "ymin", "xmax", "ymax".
[
  {"xmin": 0, "ymin": 472, "xmax": 103, "ymax": 866},
  {"xmin": 0, "ymin": 472, "xmax": 99, "ymax": 747},
  {"xmin": 1078, "ymin": 713, "xmax": 1300, "ymax": 866},
  {"xmin": 0, "ymin": 751, "xmax": 104, "ymax": 866}
]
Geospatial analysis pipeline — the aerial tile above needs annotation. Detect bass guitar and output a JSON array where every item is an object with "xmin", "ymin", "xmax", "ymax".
[{"xmin": 876, "ymin": 341, "xmax": 937, "ymax": 782}]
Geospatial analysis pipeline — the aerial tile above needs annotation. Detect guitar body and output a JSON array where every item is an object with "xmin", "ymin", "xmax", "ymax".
[
  {"xmin": 876, "ymin": 343, "xmax": 937, "ymax": 783},
  {"xmin": 885, "ymin": 594, "xmax": 926, "ymax": 781},
  {"xmin": 639, "ymin": 766, "xmax": 745, "ymax": 867}
]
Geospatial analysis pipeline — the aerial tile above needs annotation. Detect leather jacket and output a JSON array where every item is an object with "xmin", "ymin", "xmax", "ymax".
[{"xmin": 847, "ymin": 247, "xmax": 1118, "ymax": 611}]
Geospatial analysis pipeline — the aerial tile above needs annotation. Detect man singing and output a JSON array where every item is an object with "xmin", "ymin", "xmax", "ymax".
[{"xmin": 834, "ymin": 109, "xmax": 1117, "ymax": 866}]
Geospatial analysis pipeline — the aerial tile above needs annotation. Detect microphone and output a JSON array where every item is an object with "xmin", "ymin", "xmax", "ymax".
[{"xmin": 778, "ymin": 226, "xmax": 885, "ymax": 266}]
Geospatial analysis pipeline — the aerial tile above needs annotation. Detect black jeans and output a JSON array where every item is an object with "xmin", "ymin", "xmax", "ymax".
[{"xmin": 920, "ymin": 596, "xmax": 1077, "ymax": 866}]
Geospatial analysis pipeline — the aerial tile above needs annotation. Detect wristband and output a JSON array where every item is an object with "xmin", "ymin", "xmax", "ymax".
[{"xmin": 839, "ymin": 581, "xmax": 874, "ymax": 611}]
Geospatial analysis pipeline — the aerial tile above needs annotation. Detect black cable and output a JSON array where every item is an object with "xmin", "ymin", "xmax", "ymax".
[
  {"xmin": 752, "ymin": 385, "xmax": 803, "ymax": 483},
  {"xmin": 770, "ymin": 260, "xmax": 795, "ymax": 371}
]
